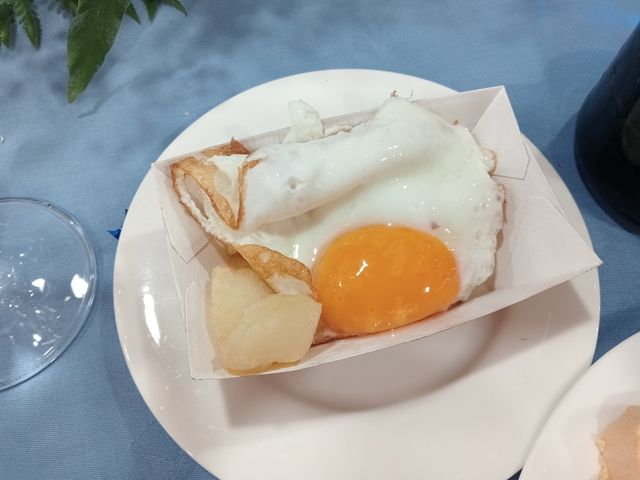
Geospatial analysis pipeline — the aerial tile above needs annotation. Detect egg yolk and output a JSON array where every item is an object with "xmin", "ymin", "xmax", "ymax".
[{"xmin": 314, "ymin": 225, "xmax": 460, "ymax": 334}]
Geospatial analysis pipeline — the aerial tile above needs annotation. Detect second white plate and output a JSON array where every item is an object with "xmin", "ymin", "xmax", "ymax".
[
  {"xmin": 113, "ymin": 70, "xmax": 600, "ymax": 480},
  {"xmin": 521, "ymin": 330, "xmax": 640, "ymax": 480}
]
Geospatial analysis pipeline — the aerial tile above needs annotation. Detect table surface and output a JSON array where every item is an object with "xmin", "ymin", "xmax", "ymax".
[{"xmin": 1, "ymin": 2, "xmax": 639, "ymax": 479}]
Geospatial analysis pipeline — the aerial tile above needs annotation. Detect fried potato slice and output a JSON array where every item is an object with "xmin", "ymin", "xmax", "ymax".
[
  {"xmin": 209, "ymin": 266, "xmax": 272, "ymax": 349},
  {"xmin": 221, "ymin": 294, "xmax": 321, "ymax": 373},
  {"xmin": 209, "ymin": 265, "xmax": 322, "ymax": 373}
]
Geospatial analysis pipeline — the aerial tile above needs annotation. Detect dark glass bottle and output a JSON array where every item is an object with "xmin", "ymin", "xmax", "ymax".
[{"xmin": 575, "ymin": 23, "xmax": 640, "ymax": 233}]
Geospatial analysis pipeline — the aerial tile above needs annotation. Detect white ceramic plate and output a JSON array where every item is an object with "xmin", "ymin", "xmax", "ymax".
[
  {"xmin": 113, "ymin": 70, "xmax": 600, "ymax": 480},
  {"xmin": 520, "ymin": 331, "xmax": 640, "ymax": 480}
]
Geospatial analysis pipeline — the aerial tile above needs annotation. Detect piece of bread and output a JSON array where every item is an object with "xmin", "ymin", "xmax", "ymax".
[{"xmin": 597, "ymin": 405, "xmax": 640, "ymax": 480}]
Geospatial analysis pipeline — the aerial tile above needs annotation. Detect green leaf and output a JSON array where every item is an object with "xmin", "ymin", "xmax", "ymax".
[
  {"xmin": 57, "ymin": 0, "xmax": 79, "ymax": 17},
  {"xmin": 0, "ymin": 4, "xmax": 14, "ymax": 48},
  {"xmin": 162, "ymin": 0, "xmax": 186, "ymax": 16},
  {"xmin": 141, "ymin": 0, "xmax": 187, "ymax": 21},
  {"xmin": 125, "ymin": 2, "xmax": 140, "ymax": 24},
  {"xmin": 0, "ymin": 4, "xmax": 12, "ymax": 46},
  {"xmin": 66, "ymin": 0, "xmax": 128, "ymax": 102},
  {"xmin": 142, "ymin": 0, "xmax": 158, "ymax": 21},
  {"xmin": 11, "ymin": 0, "xmax": 40, "ymax": 48}
]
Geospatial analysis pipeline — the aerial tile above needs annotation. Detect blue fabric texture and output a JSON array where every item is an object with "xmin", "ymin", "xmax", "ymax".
[{"xmin": 1, "ymin": 1, "xmax": 639, "ymax": 479}]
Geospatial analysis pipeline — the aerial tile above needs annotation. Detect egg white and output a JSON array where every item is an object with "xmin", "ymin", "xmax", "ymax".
[{"xmin": 198, "ymin": 97, "xmax": 504, "ymax": 302}]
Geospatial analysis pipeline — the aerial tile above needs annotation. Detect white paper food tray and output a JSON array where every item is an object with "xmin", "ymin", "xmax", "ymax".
[{"xmin": 152, "ymin": 86, "xmax": 601, "ymax": 378}]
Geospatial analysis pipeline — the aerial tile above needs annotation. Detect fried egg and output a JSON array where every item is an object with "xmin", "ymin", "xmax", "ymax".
[{"xmin": 172, "ymin": 97, "xmax": 504, "ymax": 335}]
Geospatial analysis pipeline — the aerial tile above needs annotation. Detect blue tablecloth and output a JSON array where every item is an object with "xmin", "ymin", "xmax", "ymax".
[{"xmin": 1, "ymin": 2, "xmax": 639, "ymax": 479}]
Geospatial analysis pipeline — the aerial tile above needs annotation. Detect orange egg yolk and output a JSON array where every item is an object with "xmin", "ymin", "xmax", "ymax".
[{"xmin": 314, "ymin": 225, "xmax": 460, "ymax": 334}]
